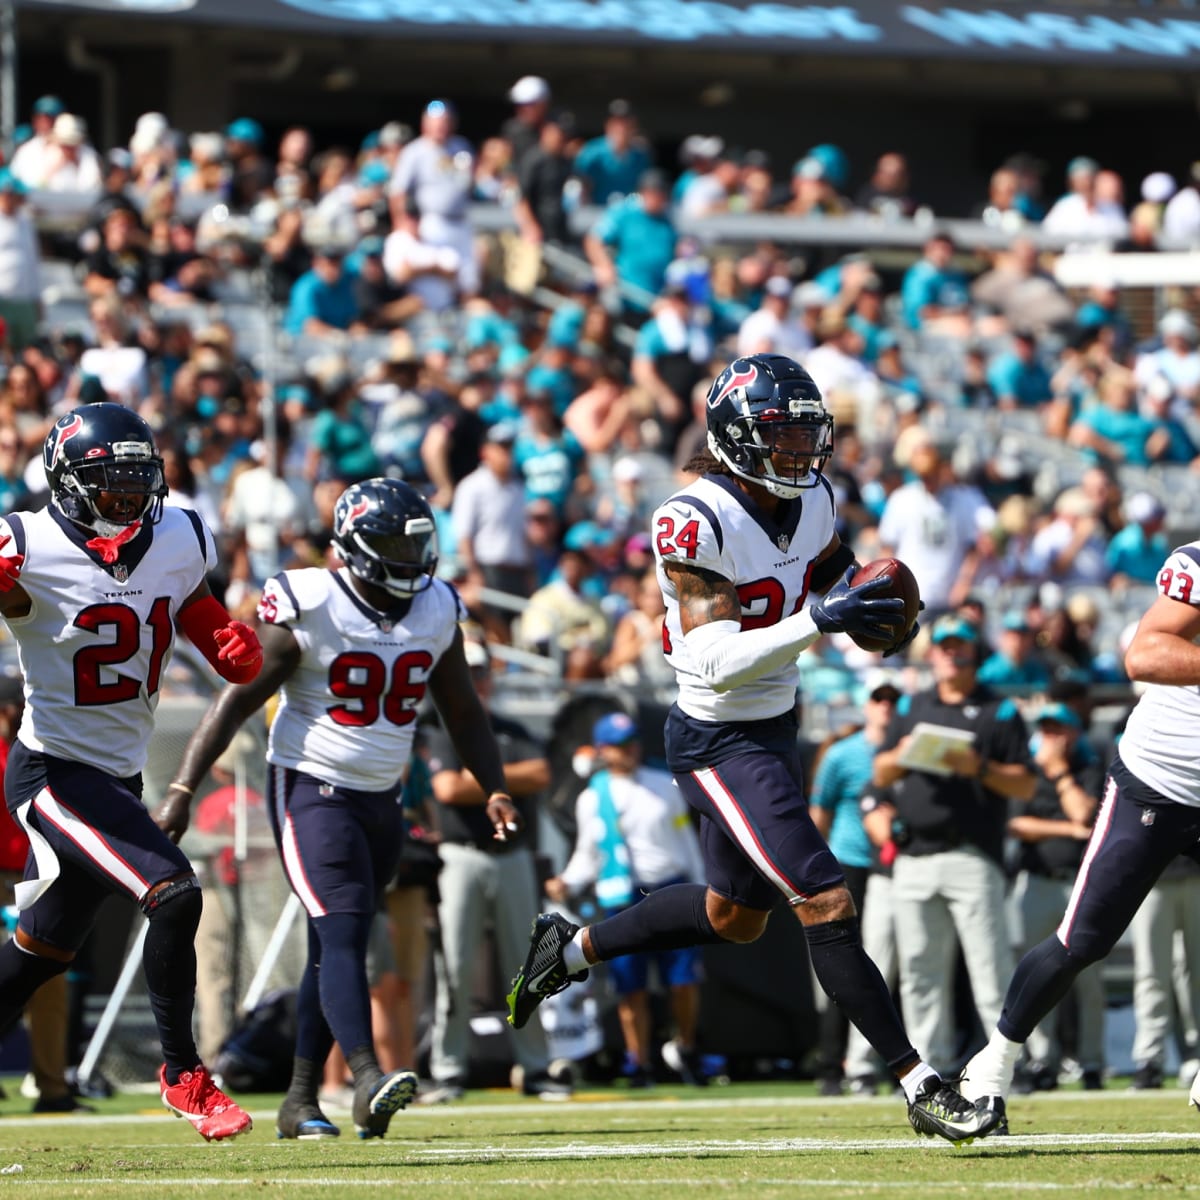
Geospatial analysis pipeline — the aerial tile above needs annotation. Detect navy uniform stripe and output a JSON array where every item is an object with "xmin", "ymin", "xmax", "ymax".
[
  {"xmin": 5, "ymin": 513, "xmax": 25, "ymax": 558},
  {"xmin": 181, "ymin": 508, "xmax": 209, "ymax": 562},
  {"xmin": 672, "ymin": 494, "xmax": 723, "ymax": 555},
  {"xmin": 274, "ymin": 572, "xmax": 302, "ymax": 618},
  {"xmin": 1172, "ymin": 545, "xmax": 1200, "ymax": 574}
]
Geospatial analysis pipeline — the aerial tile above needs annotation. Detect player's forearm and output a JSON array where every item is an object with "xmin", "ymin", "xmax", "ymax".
[
  {"xmin": 1124, "ymin": 632, "xmax": 1200, "ymax": 685},
  {"xmin": 171, "ymin": 687, "xmax": 262, "ymax": 793},
  {"xmin": 683, "ymin": 612, "xmax": 820, "ymax": 693}
]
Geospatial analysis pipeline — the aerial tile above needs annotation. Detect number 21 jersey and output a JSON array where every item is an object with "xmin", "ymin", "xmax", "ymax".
[
  {"xmin": 0, "ymin": 506, "xmax": 217, "ymax": 778},
  {"xmin": 258, "ymin": 568, "xmax": 466, "ymax": 791}
]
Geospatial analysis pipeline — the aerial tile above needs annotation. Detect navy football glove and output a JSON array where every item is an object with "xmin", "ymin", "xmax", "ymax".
[{"xmin": 810, "ymin": 567, "xmax": 905, "ymax": 642}]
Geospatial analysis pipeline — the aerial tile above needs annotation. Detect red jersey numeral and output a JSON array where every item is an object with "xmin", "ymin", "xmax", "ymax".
[
  {"xmin": 1159, "ymin": 567, "xmax": 1195, "ymax": 604},
  {"xmin": 73, "ymin": 597, "xmax": 173, "ymax": 707},
  {"xmin": 327, "ymin": 649, "xmax": 433, "ymax": 728},
  {"xmin": 656, "ymin": 516, "xmax": 700, "ymax": 560}
]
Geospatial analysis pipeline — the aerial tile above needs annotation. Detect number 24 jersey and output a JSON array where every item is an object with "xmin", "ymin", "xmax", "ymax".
[
  {"xmin": 257, "ymin": 568, "xmax": 466, "ymax": 792},
  {"xmin": 652, "ymin": 472, "xmax": 836, "ymax": 724}
]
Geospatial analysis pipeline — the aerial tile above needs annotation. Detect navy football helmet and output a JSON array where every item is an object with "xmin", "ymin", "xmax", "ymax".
[
  {"xmin": 43, "ymin": 402, "xmax": 166, "ymax": 536},
  {"xmin": 705, "ymin": 354, "xmax": 833, "ymax": 498},
  {"xmin": 332, "ymin": 477, "xmax": 438, "ymax": 597}
]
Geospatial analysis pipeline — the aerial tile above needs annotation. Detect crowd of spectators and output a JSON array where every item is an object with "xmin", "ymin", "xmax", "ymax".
[{"xmin": 0, "ymin": 81, "xmax": 1197, "ymax": 716}]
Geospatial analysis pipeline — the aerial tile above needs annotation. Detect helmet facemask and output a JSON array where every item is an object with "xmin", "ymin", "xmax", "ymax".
[
  {"xmin": 57, "ymin": 452, "xmax": 166, "ymax": 537},
  {"xmin": 711, "ymin": 396, "xmax": 833, "ymax": 499},
  {"xmin": 341, "ymin": 518, "xmax": 438, "ymax": 597}
]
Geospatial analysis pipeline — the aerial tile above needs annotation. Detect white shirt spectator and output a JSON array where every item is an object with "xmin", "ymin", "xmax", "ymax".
[
  {"xmin": 1041, "ymin": 193, "xmax": 1128, "ymax": 244},
  {"xmin": 0, "ymin": 204, "xmax": 40, "ymax": 300},
  {"xmin": 382, "ymin": 226, "xmax": 460, "ymax": 313},
  {"xmin": 78, "ymin": 345, "xmax": 148, "ymax": 407},
  {"xmin": 451, "ymin": 463, "xmax": 531, "ymax": 569},
  {"xmin": 9, "ymin": 136, "xmax": 55, "ymax": 191},
  {"xmin": 1024, "ymin": 515, "xmax": 1109, "ymax": 586},
  {"xmin": 1163, "ymin": 185, "xmax": 1200, "ymax": 245}
]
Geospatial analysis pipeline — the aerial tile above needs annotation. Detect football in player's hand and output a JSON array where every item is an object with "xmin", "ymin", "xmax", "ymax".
[{"xmin": 848, "ymin": 558, "xmax": 921, "ymax": 652}]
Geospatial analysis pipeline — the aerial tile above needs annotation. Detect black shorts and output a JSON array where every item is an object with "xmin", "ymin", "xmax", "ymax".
[
  {"xmin": 667, "ymin": 705, "xmax": 843, "ymax": 911},
  {"xmin": 5, "ymin": 740, "xmax": 191, "ymax": 953},
  {"xmin": 1056, "ymin": 754, "xmax": 1200, "ymax": 960},
  {"xmin": 267, "ymin": 764, "xmax": 404, "ymax": 919}
]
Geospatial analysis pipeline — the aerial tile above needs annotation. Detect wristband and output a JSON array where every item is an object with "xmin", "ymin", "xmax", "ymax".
[{"xmin": 167, "ymin": 781, "xmax": 194, "ymax": 795}]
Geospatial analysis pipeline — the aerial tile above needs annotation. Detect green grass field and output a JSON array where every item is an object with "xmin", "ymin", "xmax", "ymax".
[{"xmin": 1, "ymin": 1076, "xmax": 1198, "ymax": 1199}]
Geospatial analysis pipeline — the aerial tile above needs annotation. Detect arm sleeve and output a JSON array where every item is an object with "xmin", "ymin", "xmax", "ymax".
[{"xmin": 683, "ymin": 611, "xmax": 820, "ymax": 694}]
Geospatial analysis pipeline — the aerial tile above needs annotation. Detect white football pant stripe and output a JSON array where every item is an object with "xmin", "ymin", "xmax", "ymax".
[
  {"xmin": 692, "ymin": 766, "xmax": 803, "ymax": 905},
  {"xmin": 272, "ymin": 767, "xmax": 327, "ymax": 918},
  {"xmin": 1056, "ymin": 772, "xmax": 1118, "ymax": 948}
]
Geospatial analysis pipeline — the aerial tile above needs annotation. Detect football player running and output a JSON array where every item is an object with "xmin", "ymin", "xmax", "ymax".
[
  {"xmin": 960, "ymin": 540, "xmax": 1200, "ymax": 1131},
  {"xmin": 508, "ymin": 354, "xmax": 998, "ymax": 1142},
  {"xmin": 0, "ymin": 403, "xmax": 262, "ymax": 1142},
  {"xmin": 159, "ymin": 477, "xmax": 519, "ymax": 1140}
]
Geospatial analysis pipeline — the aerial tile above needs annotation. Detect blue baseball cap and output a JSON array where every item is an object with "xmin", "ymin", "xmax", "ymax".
[
  {"xmin": 33, "ymin": 95, "xmax": 64, "ymax": 118},
  {"xmin": 424, "ymin": 99, "xmax": 456, "ymax": 119},
  {"xmin": 930, "ymin": 614, "xmax": 980, "ymax": 645},
  {"xmin": 593, "ymin": 712, "xmax": 638, "ymax": 747},
  {"xmin": 1035, "ymin": 702, "xmax": 1082, "ymax": 730},
  {"xmin": 225, "ymin": 117, "xmax": 265, "ymax": 145},
  {"xmin": 1002, "ymin": 611, "xmax": 1032, "ymax": 633},
  {"xmin": 0, "ymin": 168, "xmax": 27, "ymax": 196},
  {"xmin": 358, "ymin": 160, "xmax": 391, "ymax": 187}
]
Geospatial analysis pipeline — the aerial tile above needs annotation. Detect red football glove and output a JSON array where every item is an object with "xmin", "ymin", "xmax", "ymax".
[
  {"xmin": 0, "ymin": 534, "xmax": 24, "ymax": 593},
  {"xmin": 212, "ymin": 620, "xmax": 263, "ymax": 684}
]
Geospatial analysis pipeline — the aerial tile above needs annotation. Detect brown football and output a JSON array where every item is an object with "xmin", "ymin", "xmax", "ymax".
[{"xmin": 847, "ymin": 558, "xmax": 921, "ymax": 653}]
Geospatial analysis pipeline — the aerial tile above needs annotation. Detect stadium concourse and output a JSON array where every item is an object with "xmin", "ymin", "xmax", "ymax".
[{"xmin": 0, "ymin": 75, "xmax": 1199, "ymax": 1102}]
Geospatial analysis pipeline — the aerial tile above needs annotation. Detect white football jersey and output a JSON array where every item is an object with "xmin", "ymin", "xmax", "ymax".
[
  {"xmin": 652, "ymin": 472, "xmax": 836, "ymax": 722},
  {"xmin": 1117, "ymin": 541, "xmax": 1200, "ymax": 808},
  {"xmin": 258, "ymin": 568, "xmax": 466, "ymax": 791},
  {"xmin": 2, "ymin": 506, "xmax": 217, "ymax": 777}
]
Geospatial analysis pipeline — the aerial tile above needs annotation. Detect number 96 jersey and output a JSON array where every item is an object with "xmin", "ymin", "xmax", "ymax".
[
  {"xmin": 258, "ymin": 567, "xmax": 466, "ymax": 792},
  {"xmin": 652, "ymin": 472, "xmax": 836, "ymax": 723}
]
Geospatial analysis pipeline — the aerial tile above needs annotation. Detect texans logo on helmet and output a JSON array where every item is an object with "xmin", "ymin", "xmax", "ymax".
[
  {"xmin": 338, "ymin": 496, "xmax": 369, "ymax": 537},
  {"xmin": 710, "ymin": 363, "xmax": 758, "ymax": 409},
  {"xmin": 49, "ymin": 414, "xmax": 83, "ymax": 468}
]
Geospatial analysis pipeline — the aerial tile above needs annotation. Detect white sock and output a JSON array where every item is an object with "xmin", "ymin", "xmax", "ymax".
[
  {"xmin": 961, "ymin": 1029, "xmax": 1023, "ymax": 1102},
  {"xmin": 561, "ymin": 931, "xmax": 589, "ymax": 975},
  {"xmin": 899, "ymin": 1061, "xmax": 939, "ymax": 1105}
]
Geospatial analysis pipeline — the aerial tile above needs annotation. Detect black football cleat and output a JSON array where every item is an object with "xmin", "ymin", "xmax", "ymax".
[
  {"xmin": 506, "ymin": 913, "xmax": 588, "ymax": 1029},
  {"xmin": 907, "ymin": 1076, "xmax": 1002, "ymax": 1144}
]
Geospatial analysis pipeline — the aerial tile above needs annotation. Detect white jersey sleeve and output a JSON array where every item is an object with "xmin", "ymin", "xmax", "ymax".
[
  {"xmin": 652, "ymin": 493, "xmax": 732, "ymax": 579},
  {"xmin": 1117, "ymin": 541, "xmax": 1200, "ymax": 808}
]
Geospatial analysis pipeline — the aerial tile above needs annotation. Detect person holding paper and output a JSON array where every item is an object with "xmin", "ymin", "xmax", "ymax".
[{"xmin": 872, "ymin": 612, "xmax": 1035, "ymax": 1117}]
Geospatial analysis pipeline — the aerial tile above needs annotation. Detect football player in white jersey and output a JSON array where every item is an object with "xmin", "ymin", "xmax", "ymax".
[
  {"xmin": 508, "ymin": 353, "xmax": 1000, "ymax": 1143},
  {"xmin": 961, "ymin": 541, "xmax": 1200, "ymax": 1127},
  {"xmin": 158, "ymin": 477, "xmax": 520, "ymax": 1141},
  {"xmin": 0, "ymin": 403, "xmax": 263, "ymax": 1142}
]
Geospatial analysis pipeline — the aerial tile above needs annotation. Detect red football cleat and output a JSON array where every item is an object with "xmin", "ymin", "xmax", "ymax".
[{"xmin": 160, "ymin": 1064, "xmax": 253, "ymax": 1142}]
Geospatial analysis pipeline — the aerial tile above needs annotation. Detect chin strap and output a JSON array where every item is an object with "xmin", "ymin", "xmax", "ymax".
[{"xmin": 85, "ymin": 521, "xmax": 142, "ymax": 564}]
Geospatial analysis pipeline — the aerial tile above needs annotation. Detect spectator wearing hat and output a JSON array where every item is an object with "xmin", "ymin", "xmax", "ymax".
[
  {"xmin": 34, "ymin": 113, "xmax": 101, "ymax": 195},
  {"xmin": 585, "ymin": 168, "xmax": 677, "ymax": 317},
  {"xmin": 0, "ymin": 169, "xmax": 40, "ymax": 352},
  {"xmin": 8, "ymin": 95, "xmax": 64, "ymax": 189},
  {"xmin": 389, "ymin": 99, "xmax": 478, "ymax": 297},
  {"xmin": 1134, "ymin": 309, "xmax": 1200, "ymax": 408},
  {"xmin": 784, "ymin": 151, "xmax": 850, "ymax": 220},
  {"xmin": 503, "ymin": 76, "xmax": 553, "ymax": 164},
  {"xmin": 736, "ymin": 273, "xmax": 811, "ymax": 361},
  {"xmin": 873, "ymin": 612, "xmax": 1035, "ymax": 1077},
  {"xmin": 808, "ymin": 676, "xmax": 902, "ymax": 1095},
  {"xmin": 1042, "ymin": 156, "xmax": 1128, "ymax": 245},
  {"xmin": 452, "ymin": 420, "xmax": 534, "ymax": 636},
  {"xmin": 1024, "ymin": 485, "xmax": 1110, "ymax": 587},
  {"xmin": 899, "ymin": 231, "xmax": 970, "ymax": 333},
  {"xmin": 877, "ymin": 433, "xmax": 994, "ymax": 616},
  {"xmin": 854, "ymin": 152, "xmax": 917, "ymax": 220},
  {"xmin": 1106, "ymin": 492, "xmax": 1169, "ymax": 588},
  {"xmin": 545, "ymin": 710, "xmax": 705, "ymax": 1087},
  {"xmin": 1007, "ymin": 701, "xmax": 1106, "ymax": 1093},
  {"xmin": 179, "ymin": 132, "xmax": 229, "ymax": 199},
  {"xmin": 677, "ymin": 140, "xmax": 742, "ymax": 219},
  {"xmin": 284, "ymin": 243, "xmax": 362, "ymax": 339},
  {"xmin": 574, "ymin": 99, "xmax": 652, "ymax": 207},
  {"xmin": 225, "ymin": 117, "xmax": 272, "ymax": 210},
  {"xmin": 350, "ymin": 236, "xmax": 422, "ymax": 331},
  {"xmin": 977, "ymin": 611, "xmax": 1051, "ymax": 692}
]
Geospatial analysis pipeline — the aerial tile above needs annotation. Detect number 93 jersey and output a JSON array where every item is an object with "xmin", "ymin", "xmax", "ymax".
[
  {"xmin": 652, "ymin": 472, "xmax": 836, "ymax": 723},
  {"xmin": 1118, "ymin": 542, "xmax": 1200, "ymax": 808},
  {"xmin": 257, "ymin": 567, "xmax": 466, "ymax": 791},
  {"xmin": 0, "ymin": 506, "xmax": 217, "ymax": 778}
]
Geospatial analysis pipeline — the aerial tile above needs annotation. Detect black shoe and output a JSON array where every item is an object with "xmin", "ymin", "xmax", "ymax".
[
  {"xmin": 818, "ymin": 1076, "xmax": 845, "ymax": 1097},
  {"xmin": 624, "ymin": 1066, "xmax": 654, "ymax": 1090},
  {"xmin": 521, "ymin": 1070, "xmax": 573, "ymax": 1101},
  {"xmin": 1028, "ymin": 1062, "xmax": 1059, "ymax": 1092},
  {"xmin": 1082, "ymin": 1069, "xmax": 1104, "ymax": 1091},
  {"xmin": 908, "ymin": 1076, "xmax": 1001, "ymax": 1143},
  {"xmin": 974, "ymin": 1094, "xmax": 1009, "ymax": 1136},
  {"xmin": 32, "ymin": 1094, "xmax": 95, "ymax": 1114},
  {"xmin": 847, "ymin": 1074, "xmax": 879, "ymax": 1097},
  {"xmin": 352, "ymin": 1069, "xmax": 419, "ymax": 1139},
  {"xmin": 67, "ymin": 1067, "xmax": 114, "ymax": 1100},
  {"xmin": 661, "ymin": 1039, "xmax": 709, "ymax": 1087},
  {"xmin": 1132, "ymin": 1063, "xmax": 1163, "ymax": 1090},
  {"xmin": 506, "ymin": 913, "xmax": 588, "ymax": 1030},
  {"xmin": 276, "ymin": 1095, "xmax": 340, "ymax": 1139}
]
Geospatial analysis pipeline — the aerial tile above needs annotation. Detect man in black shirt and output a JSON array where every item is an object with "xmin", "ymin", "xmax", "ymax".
[
  {"xmin": 1008, "ymin": 702, "xmax": 1104, "ymax": 1092},
  {"xmin": 420, "ymin": 633, "xmax": 571, "ymax": 1102},
  {"xmin": 873, "ymin": 613, "xmax": 1035, "ymax": 1088}
]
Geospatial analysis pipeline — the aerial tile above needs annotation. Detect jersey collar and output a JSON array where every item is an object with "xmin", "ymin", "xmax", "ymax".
[
  {"xmin": 50, "ymin": 504, "xmax": 155, "ymax": 581},
  {"xmin": 704, "ymin": 472, "xmax": 805, "ymax": 551},
  {"xmin": 332, "ymin": 568, "xmax": 415, "ymax": 631}
]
